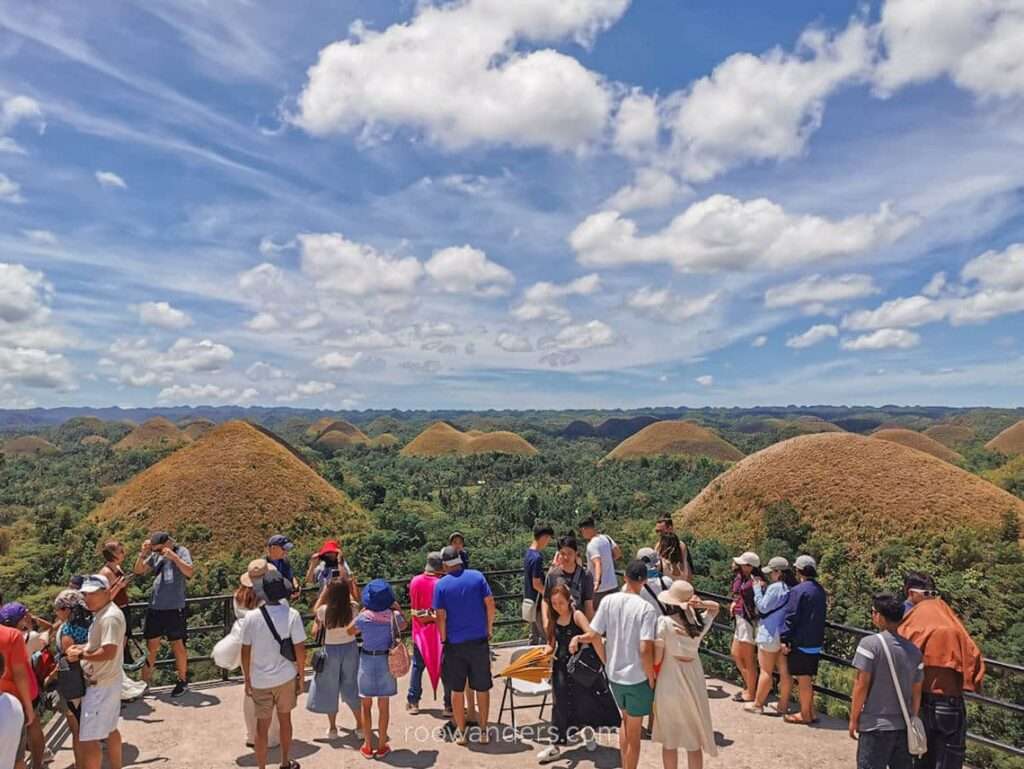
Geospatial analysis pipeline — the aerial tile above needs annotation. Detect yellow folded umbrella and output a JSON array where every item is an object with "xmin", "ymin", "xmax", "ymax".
[{"xmin": 499, "ymin": 647, "xmax": 552, "ymax": 684}]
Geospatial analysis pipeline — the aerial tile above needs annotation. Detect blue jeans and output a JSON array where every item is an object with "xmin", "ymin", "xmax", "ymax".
[
  {"xmin": 408, "ymin": 644, "xmax": 451, "ymax": 707},
  {"xmin": 858, "ymin": 729, "xmax": 913, "ymax": 769}
]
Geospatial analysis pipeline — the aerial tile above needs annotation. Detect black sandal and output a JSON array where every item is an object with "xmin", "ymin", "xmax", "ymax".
[{"xmin": 280, "ymin": 762, "xmax": 300, "ymax": 769}]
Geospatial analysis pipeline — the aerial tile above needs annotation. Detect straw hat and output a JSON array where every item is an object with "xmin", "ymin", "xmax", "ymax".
[
  {"xmin": 240, "ymin": 558, "xmax": 277, "ymax": 588},
  {"xmin": 657, "ymin": 580, "xmax": 695, "ymax": 607}
]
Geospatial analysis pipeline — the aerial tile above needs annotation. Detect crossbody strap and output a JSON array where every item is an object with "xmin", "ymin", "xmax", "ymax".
[
  {"xmin": 644, "ymin": 579, "xmax": 670, "ymax": 615},
  {"xmin": 877, "ymin": 633, "xmax": 914, "ymax": 731},
  {"xmin": 259, "ymin": 606, "xmax": 284, "ymax": 645},
  {"xmin": 759, "ymin": 590, "xmax": 789, "ymax": 619}
]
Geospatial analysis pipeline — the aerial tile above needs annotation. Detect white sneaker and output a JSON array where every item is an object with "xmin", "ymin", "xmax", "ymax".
[
  {"xmin": 327, "ymin": 727, "xmax": 339, "ymax": 739},
  {"xmin": 406, "ymin": 701, "xmax": 419, "ymax": 715},
  {"xmin": 478, "ymin": 727, "xmax": 490, "ymax": 745},
  {"xmin": 455, "ymin": 729, "xmax": 469, "ymax": 746},
  {"xmin": 537, "ymin": 745, "xmax": 561, "ymax": 763}
]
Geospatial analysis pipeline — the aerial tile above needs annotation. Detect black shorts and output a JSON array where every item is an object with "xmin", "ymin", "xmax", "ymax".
[
  {"xmin": 442, "ymin": 639, "xmax": 492, "ymax": 693},
  {"xmin": 788, "ymin": 649, "xmax": 820, "ymax": 677},
  {"xmin": 143, "ymin": 608, "xmax": 188, "ymax": 641}
]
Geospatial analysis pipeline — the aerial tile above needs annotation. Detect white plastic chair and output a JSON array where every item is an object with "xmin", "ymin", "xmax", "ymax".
[{"xmin": 496, "ymin": 645, "xmax": 551, "ymax": 731}]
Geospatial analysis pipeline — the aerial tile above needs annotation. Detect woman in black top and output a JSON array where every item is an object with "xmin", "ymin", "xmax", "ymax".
[{"xmin": 537, "ymin": 584, "xmax": 619, "ymax": 764}]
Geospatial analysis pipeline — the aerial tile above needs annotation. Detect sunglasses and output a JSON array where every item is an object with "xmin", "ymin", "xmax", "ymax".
[{"xmin": 908, "ymin": 588, "xmax": 939, "ymax": 597}]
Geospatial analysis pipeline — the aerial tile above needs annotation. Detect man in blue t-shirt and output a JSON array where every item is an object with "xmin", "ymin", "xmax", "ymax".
[
  {"xmin": 523, "ymin": 525, "xmax": 553, "ymax": 645},
  {"xmin": 434, "ymin": 545, "xmax": 495, "ymax": 746}
]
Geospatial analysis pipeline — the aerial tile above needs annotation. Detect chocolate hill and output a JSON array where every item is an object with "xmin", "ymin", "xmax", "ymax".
[
  {"xmin": 181, "ymin": 419, "xmax": 216, "ymax": 441},
  {"xmin": 305, "ymin": 417, "xmax": 367, "ymax": 441},
  {"xmin": 94, "ymin": 421, "xmax": 366, "ymax": 555},
  {"xmin": 678, "ymin": 433, "xmax": 1024, "ymax": 553},
  {"xmin": 114, "ymin": 417, "xmax": 190, "ymax": 451},
  {"xmin": 871, "ymin": 428, "xmax": 962, "ymax": 463},
  {"xmin": 767, "ymin": 416, "xmax": 844, "ymax": 434},
  {"xmin": 80, "ymin": 435, "xmax": 111, "ymax": 447},
  {"xmin": 987, "ymin": 420, "xmax": 1024, "ymax": 457},
  {"xmin": 605, "ymin": 420, "xmax": 743, "ymax": 462},
  {"xmin": 316, "ymin": 427, "xmax": 370, "ymax": 450},
  {"xmin": 401, "ymin": 421, "xmax": 538, "ymax": 457},
  {"xmin": 923, "ymin": 423, "xmax": 976, "ymax": 448},
  {"xmin": 2, "ymin": 435, "xmax": 59, "ymax": 457}
]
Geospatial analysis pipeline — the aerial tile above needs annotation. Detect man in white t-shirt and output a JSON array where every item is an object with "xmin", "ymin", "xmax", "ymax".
[
  {"xmin": 67, "ymin": 575, "xmax": 126, "ymax": 769},
  {"xmin": 573, "ymin": 559, "xmax": 658, "ymax": 769},
  {"xmin": 241, "ymin": 571, "xmax": 306, "ymax": 769},
  {"xmin": 579, "ymin": 517, "xmax": 621, "ymax": 609}
]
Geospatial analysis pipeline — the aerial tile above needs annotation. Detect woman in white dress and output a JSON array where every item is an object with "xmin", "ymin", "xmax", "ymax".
[
  {"xmin": 653, "ymin": 580, "xmax": 720, "ymax": 769},
  {"xmin": 212, "ymin": 560, "xmax": 280, "ymax": 749}
]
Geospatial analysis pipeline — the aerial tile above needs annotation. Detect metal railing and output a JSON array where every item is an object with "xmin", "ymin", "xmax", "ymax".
[
  {"xmin": 116, "ymin": 570, "xmax": 1022, "ymax": 759},
  {"xmin": 122, "ymin": 568, "xmax": 531, "ymax": 677},
  {"xmin": 693, "ymin": 589, "xmax": 1024, "ymax": 760}
]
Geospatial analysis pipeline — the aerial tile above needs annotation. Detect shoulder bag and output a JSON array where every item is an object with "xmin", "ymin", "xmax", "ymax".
[
  {"xmin": 55, "ymin": 648, "xmax": 87, "ymax": 702},
  {"xmin": 311, "ymin": 620, "xmax": 327, "ymax": 675},
  {"xmin": 388, "ymin": 612, "xmax": 411, "ymax": 678},
  {"xmin": 877, "ymin": 633, "xmax": 928, "ymax": 757},
  {"xmin": 259, "ymin": 606, "xmax": 297, "ymax": 663}
]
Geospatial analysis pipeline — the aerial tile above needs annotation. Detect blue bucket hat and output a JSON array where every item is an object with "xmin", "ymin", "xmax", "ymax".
[{"xmin": 361, "ymin": 579, "xmax": 396, "ymax": 612}]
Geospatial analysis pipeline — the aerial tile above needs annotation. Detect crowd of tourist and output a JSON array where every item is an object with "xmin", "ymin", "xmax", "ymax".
[{"xmin": 0, "ymin": 517, "xmax": 990, "ymax": 769}]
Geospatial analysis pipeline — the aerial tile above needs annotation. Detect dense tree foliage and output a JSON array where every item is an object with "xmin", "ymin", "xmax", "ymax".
[{"xmin": 1, "ymin": 414, "xmax": 1022, "ymax": 767}]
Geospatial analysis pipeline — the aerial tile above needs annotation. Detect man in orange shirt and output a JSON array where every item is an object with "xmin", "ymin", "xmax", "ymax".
[
  {"xmin": 0, "ymin": 622, "xmax": 35, "ymax": 769},
  {"xmin": 899, "ymin": 573, "xmax": 985, "ymax": 769}
]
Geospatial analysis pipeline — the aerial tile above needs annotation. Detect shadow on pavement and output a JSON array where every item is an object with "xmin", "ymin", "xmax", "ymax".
[{"xmin": 234, "ymin": 739, "xmax": 321, "ymax": 767}]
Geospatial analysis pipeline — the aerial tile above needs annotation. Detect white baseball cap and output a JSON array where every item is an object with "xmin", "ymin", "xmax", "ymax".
[
  {"xmin": 80, "ymin": 574, "xmax": 110, "ymax": 594},
  {"xmin": 733, "ymin": 552, "xmax": 761, "ymax": 568},
  {"xmin": 794, "ymin": 554, "xmax": 817, "ymax": 571}
]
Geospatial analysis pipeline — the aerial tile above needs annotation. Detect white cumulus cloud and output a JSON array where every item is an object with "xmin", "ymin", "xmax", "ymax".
[
  {"xmin": 550, "ymin": 319, "xmax": 616, "ymax": 350},
  {"xmin": 246, "ymin": 312, "xmax": 281, "ymax": 332},
  {"xmin": 425, "ymin": 245, "xmax": 514, "ymax": 297},
  {"xmin": 604, "ymin": 168, "xmax": 687, "ymax": 213},
  {"xmin": 137, "ymin": 301, "xmax": 192, "ymax": 330},
  {"xmin": 765, "ymin": 273, "xmax": 879, "ymax": 311},
  {"xmin": 95, "ymin": 170, "xmax": 127, "ymax": 189},
  {"xmin": 695, "ymin": 374, "xmax": 714, "ymax": 387},
  {"xmin": 0, "ymin": 346, "xmax": 75, "ymax": 391},
  {"xmin": 293, "ymin": 0, "xmax": 629, "ymax": 151},
  {"xmin": 625, "ymin": 287, "xmax": 720, "ymax": 323},
  {"xmin": 786, "ymin": 323, "xmax": 839, "ymax": 349},
  {"xmin": 512, "ymin": 274, "xmax": 602, "ymax": 324},
  {"xmin": 571, "ymin": 195, "xmax": 917, "ymax": 273},
  {"xmin": 874, "ymin": 0, "xmax": 1024, "ymax": 99},
  {"xmin": 666, "ymin": 21, "xmax": 873, "ymax": 181},
  {"xmin": 841, "ymin": 328, "xmax": 921, "ymax": 350},
  {"xmin": 158, "ymin": 383, "xmax": 238, "ymax": 403},
  {"xmin": 299, "ymin": 233, "xmax": 423, "ymax": 297},
  {"xmin": 314, "ymin": 351, "xmax": 364, "ymax": 370},
  {"xmin": 495, "ymin": 332, "xmax": 533, "ymax": 353}
]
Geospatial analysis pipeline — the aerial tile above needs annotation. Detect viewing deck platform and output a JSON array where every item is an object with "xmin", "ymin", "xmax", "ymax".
[{"xmin": 51, "ymin": 647, "xmax": 856, "ymax": 769}]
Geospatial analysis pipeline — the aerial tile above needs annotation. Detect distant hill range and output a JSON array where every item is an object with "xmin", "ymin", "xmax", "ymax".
[
  {"xmin": 561, "ymin": 415, "xmax": 660, "ymax": 440},
  {"xmin": 3, "ymin": 405, "xmax": 1023, "ymax": 444}
]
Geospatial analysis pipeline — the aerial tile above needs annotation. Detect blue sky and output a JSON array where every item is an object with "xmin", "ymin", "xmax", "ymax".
[{"xmin": 1, "ymin": 0, "xmax": 1023, "ymax": 410}]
